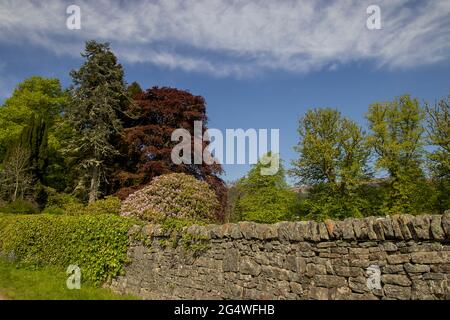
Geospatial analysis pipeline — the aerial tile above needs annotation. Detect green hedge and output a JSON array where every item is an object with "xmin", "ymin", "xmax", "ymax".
[{"xmin": 0, "ymin": 214, "xmax": 137, "ymax": 285}]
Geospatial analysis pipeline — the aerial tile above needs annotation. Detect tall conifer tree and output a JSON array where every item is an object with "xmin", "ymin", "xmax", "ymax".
[
  {"xmin": 20, "ymin": 114, "xmax": 48, "ymax": 181},
  {"xmin": 66, "ymin": 41, "xmax": 128, "ymax": 203}
]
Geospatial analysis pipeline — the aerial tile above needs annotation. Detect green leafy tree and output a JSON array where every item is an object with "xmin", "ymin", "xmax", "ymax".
[
  {"xmin": 290, "ymin": 108, "xmax": 370, "ymax": 219},
  {"xmin": 426, "ymin": 94, "xmax": 450, "ymax": 212},
  {"xmin": 235, "ymin": 154, "xmax": 299, "ymax": 223},
  {"xmin": 44, "ymin": 117, "xmax": 73, "ymax": 192},
  {"xmin": 65, "ymin": 41, "xmax": 129, "ymax": 203},
  {"xmin": 367, "ymin": 94, "xmax": 429, "ymax": 214},
  {"xmin": 0, "ymin": 76, "xmax": 66, "ymax": 162},
  {"xmin": 426, "ymin": 95, "xmax": 450, "ymax": 178},
  {"xmin": 225, "ymin": 180, "xmax": 244, "ymax": 223},
  {"xmin": 1, "ymin": 115, "xmax": 51, "ymax": 206}
]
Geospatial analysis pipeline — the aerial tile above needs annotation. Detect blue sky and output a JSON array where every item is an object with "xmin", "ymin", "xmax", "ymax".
[{"xmin": 1, "ymin": 0, "xmax": 449, "ymax": 182}]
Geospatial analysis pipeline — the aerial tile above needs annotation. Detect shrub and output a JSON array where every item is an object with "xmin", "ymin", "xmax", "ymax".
[
  {"xmin": 41, "ymin": 205, "xmax": 65, "ymax": 215},
  {"xmin": 0, "ymin": 199, "xmax": 6, "ymax": 211},
  {"xmin": 0, "ymin": 200, "xmax": 39, "ymax": 214},
  {"xmin": 42, "ymin": 192, "xmax": 120, "ymax": 216},
  {"xmin": 121, "ymin": 173, "xmax": 220, "ymax": 223},
  {"xmin": 86, "ymin": 196, "xmax": 121, "ymax": 215},
  {"xmin": 236, "ymin": 188, "xmax": 300, "ymax": 223},
  {"xmin": 44, "ymin": 190, "xmax": 78, "ymax": 207},
  {"xmin": 61, "ymin": 202, "xmax": 87, "ymax": 215},
  {"xmin": 43, "ymin": 191, "xmax": 84, "ymax": 215},
  {"xmin": 0, "ymin": 214, "xmax": 136, "ymax": 285}
]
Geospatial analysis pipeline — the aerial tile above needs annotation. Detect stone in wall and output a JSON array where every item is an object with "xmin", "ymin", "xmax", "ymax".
[{"xmin": 109, "ymin": 213, "xmax": 450, "ymax": 300}]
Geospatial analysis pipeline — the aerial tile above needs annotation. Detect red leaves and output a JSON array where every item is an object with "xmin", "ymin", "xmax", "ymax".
[{"xmin": 112, "ymin": 86, "xmax": 226, "ymax": 220}]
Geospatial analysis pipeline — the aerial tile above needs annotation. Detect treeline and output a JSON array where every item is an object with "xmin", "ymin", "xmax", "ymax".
[
  {"xmin": 228, "ymin": 94, "xmax": 449, "ymax": 222},
  {"xmin": 0, "ymin": 41, "xmax": 225, "ymax": 217},
  {"xmin": 0, "ymin": 40, "xmax": 448, "ymax": 222}
]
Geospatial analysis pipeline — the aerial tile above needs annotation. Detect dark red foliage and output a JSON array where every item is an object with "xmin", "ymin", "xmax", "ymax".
[{"xmin": 111, "ymin": 86, "xmax": 226, "ymax": 220}]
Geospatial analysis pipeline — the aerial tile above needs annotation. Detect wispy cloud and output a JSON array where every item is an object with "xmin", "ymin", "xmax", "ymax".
[{"xmin": 0, "ymin": 0, "xmax": 449, "ymax": 77}]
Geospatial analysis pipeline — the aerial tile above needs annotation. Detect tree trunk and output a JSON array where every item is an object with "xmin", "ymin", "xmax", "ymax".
[
  {"xmin": 13, "ymin": 177, "xmax": 19, "ymax": 202},
  {"xmin": 88, "ymin": 165, "xmax": 100, "ymax": 204}
]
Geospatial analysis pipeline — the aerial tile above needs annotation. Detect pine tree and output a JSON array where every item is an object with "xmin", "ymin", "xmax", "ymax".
[{"xmin": 66, "ymin": 41, "xmax": 129, "ymax": 203}]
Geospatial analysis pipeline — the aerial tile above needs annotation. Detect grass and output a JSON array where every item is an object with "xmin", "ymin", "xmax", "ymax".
[{"xmin": 0, "ymin": 259, "xmax": 138, "ymax": 300}]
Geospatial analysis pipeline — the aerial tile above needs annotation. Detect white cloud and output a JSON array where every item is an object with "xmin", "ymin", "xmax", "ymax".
[{"xmin": 0, "ymin": 0, "xmax": 449, "ymax": 77}]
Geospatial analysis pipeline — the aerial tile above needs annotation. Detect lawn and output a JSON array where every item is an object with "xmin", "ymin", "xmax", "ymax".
[{"xmin": 0, "ymin": 260, "xmax": 137, "ymax": 300}]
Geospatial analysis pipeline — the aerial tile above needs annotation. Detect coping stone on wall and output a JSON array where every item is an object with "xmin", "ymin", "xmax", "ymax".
[{"xmin": 137, "ymin": 213, "xmax": 449, "ymax": 243}]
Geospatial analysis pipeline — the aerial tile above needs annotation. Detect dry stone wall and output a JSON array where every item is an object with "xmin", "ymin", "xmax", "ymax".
[{"xmin": 109, "ymin": 213, "xmax": 450, "ymax": 300}]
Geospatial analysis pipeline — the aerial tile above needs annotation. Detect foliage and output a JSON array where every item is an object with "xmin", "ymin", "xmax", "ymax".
[
  {"xmin": 42, "ymin": 191, "xmax": 121, "ymax": 216},
  {"xmin": 0, "ymin": 76, "xmax": 66, "ymax": 162},
  {"xmin": 44, "ymin": 189, "xmax": 79, "ymax": 207},
  {"xmin": 160, "ymin": 216, "xmax": 201, "ymax": 232},
  {"xmin": 56, "ymin": 201, "xmax": 86, "ymax": 215},
  {"xmin": 113, "ymin": 86, "xmax": 226, "ymax": 219},
  {"xmin": 429, "ymin": 178, "xmax": 450, "ymax": 214},
  {"xmin": 426, "ymin": 96, "xmax": 450, "ymax": 175},
  {"xmin": 65, "ymin": 41, "xmax": 129, "ymax": 203},
  {"xmin": 44, "ymin": 116, "xmax": 74, "ymax": 192},
  {"xmin": 0, "ymin": 214, "xmax": 136, "ymax": 285},
  {"xmin": 42, "ymin": 190, "xmax": 84, "ymax": 215},
  {"xmin": 17, "ymin": 114, "xmax": 49, "ymax": 183},
  {"xmin": 0, "ymin": 199, "xmax": 39, "ymax": 214},
  {"xmin": 426, "ymin": 95, "xmax": 450, "ymax": 213},
  {"xmin": 290, "ymin": 108, "xmax": 370, "ymax": 219},
  {"xmin": 127, "ymin": 81, "xmax": 143, "ymax": 97},
  {"xmin": 0, "ymin": 147, "xmax": 34, "ymax": 202},
  {"xmin": 367, "ymin": 94, "xmax": 427, "ymax": 214},
  {"xmin": 40, "ymin": 206, "xmax": 65, "ymax": 215},
  {"xmin": 1, "ymin": 115, "xmax": 50, "ymax": 206},
  {"xmin": 426, "ymin": 96, "xmax": 450, "ymax": 178},
  {"xmin": 85, "ymin": 196, "xmax": 121, "ymax": 215},
  {"xmin": 121, "ymin": 173, "xmax": 220, "ymax": 223},
  {"xmin": 297, "ymin": 183, "xmax": 372, "ymax": 220},
  {"xmin": 234, "ymin": 154, "xmax": 300, "ymax": 223},
  {"xmin": 0, "ymin": 259, "xmax": 137, "ymax": 300},
  {"xmin": 0, "ymin": 43, "xmax": 447, "ymax": 221},
  {"xmin": 156, "ymin": 217, "xmax": 210, "ymax": 255},
  {"xmin": 224, "ymin": 180, "xmax": 243, "ymax": 222},
  {"xmin": 291, "ymin": 108, "xmax": 369, "ymax": 186}
]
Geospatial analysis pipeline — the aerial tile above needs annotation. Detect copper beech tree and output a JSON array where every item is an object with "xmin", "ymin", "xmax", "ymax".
[{"xmin": 112, "ymin": 86, "xmax": 227, "ymax": 220}]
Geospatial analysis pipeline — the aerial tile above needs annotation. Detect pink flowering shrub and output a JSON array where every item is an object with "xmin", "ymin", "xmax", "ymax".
[{"xmin": 121, "ymin": 173, "xmax": 219, "ymax": 222}]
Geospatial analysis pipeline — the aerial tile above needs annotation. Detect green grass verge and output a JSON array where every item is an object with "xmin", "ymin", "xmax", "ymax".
[{"xmin": 0, "ymin": 259, "xmax": 137, "ymax": 300}]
